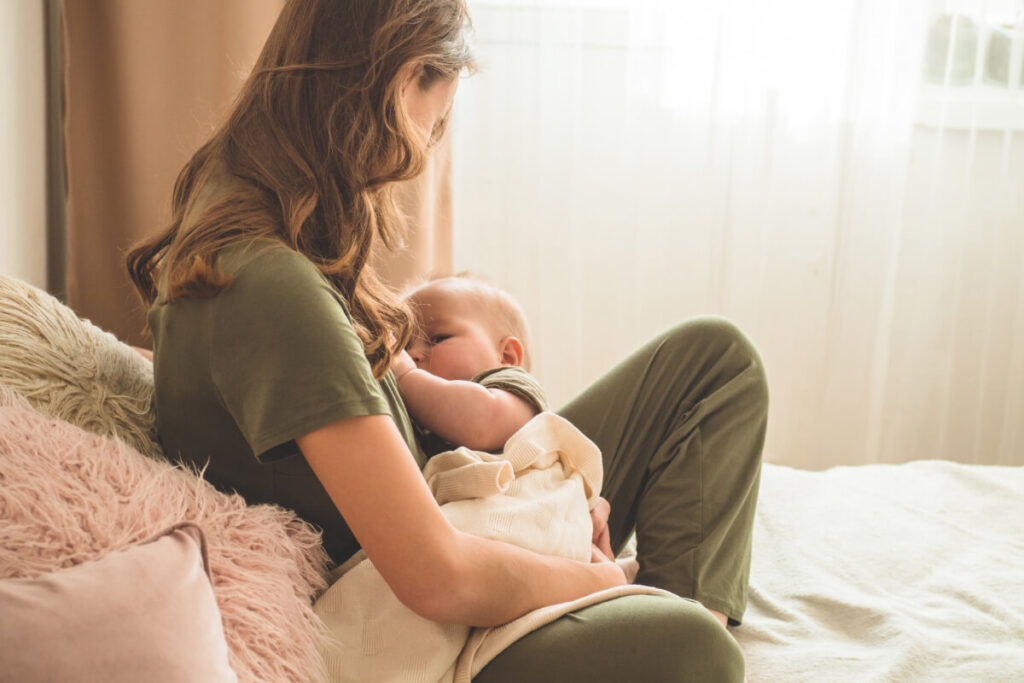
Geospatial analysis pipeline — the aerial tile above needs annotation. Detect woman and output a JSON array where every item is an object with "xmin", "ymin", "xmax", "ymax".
[{"xmin": 127, "ymin": 1, "xmax": 766, "ymax": 680}]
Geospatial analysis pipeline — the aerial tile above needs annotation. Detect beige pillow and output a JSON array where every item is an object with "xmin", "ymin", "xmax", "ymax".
[
  {"xmin": 0, "ymin": 274, "xmax": 162, "ymax": 459},
  {"xmin": 0, "ymin": 523, "xmax": 237, "ymax": 683}
]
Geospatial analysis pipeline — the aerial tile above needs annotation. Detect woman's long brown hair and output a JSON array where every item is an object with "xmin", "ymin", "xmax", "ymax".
[{"xmin": 126, "ymin": 0, "xmax": 474, "ymax": 378}]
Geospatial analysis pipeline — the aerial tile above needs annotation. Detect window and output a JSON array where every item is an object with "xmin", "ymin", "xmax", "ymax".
[{"xmin": 917, "ymin": 0, "xmax": 1024, "ymax": 130}]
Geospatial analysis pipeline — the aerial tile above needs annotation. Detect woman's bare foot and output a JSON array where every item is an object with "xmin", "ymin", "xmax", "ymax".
[{"xmin": 708, "ymin": 608, "xmax": 728, "ymax": 628}]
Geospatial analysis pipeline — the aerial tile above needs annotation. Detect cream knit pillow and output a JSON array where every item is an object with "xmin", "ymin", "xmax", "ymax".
[{"xmin": 0, "ymin": 274, "xmax": 161, "ymax": 459}]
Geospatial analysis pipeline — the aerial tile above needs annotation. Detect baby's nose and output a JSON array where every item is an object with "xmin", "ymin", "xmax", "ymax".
[{"xmin": 407, "ymin": 340, "xmax": 429, "ymax": 365}]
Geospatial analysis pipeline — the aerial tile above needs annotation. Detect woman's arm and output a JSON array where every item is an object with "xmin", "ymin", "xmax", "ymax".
[
  {"xmin": 396, "ymin": 366, "xmax": 537, "ymax": 451},
  {"xmin": 296, "ymin": 414, "xmax": 625, "ymax": 626}
]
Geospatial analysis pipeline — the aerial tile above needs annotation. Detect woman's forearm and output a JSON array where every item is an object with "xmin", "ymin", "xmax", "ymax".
[
  {"xmin": 398, "ymin": 369, "xmax": 535, "ymax": 451},
  {"xmin": 299, "ymin": 413, "xmax": 617, "ymax": 628},
  {"xmin": 426, "ymin": 531, "xmax": 626, "ymax": 627}
]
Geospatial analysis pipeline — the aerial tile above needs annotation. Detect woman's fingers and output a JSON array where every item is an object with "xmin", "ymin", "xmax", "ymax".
[
  {"xmin": 589, "ymin": 496, "xmax": 613, "ymax": 558},
  {"xmin": 590, "ymin": 498, "xmax": 614, "ymax": 561},
  {"xmin": 591, "ymin": 496, "xmax": 611, "ymax": 525},
  {"xmin": 594, "ymin": 526, "xmax": 613, "ymax": 561},
  {"xmin": 590, "ymin": 542, "xmax": 613, "ymax": 564}
]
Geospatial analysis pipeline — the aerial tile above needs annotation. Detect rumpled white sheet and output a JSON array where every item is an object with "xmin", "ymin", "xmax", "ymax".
[{"xmin": 735, "ymin": 460, "xmax": 1024, "ymax": 682}]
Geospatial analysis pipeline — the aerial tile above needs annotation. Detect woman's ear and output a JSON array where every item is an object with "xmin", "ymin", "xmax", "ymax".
[{"xmin": 498, "ymin": 336, "xmax": 525, "ymax": 367}]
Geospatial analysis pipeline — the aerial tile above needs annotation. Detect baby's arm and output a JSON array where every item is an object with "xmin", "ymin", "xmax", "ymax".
[{"xmin": 393, "ymin": 352, "xmax": 538, "ymax": 451}]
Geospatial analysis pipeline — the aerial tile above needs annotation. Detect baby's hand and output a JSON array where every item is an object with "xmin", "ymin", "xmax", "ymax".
[{"xmin": 392, "ymin": 349, "xmax": 417, "ymax": 382}]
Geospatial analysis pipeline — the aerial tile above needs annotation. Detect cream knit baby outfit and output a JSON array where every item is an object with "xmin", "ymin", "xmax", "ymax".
[{"xmin": 314, "ymin": 412, "xmax": 668, "ymax": 683}]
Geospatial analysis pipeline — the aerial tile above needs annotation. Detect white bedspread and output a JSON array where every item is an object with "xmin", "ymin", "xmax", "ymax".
[{"xmin": 735, "ymin": 460, "xmax": 1024, "ymax": 682}]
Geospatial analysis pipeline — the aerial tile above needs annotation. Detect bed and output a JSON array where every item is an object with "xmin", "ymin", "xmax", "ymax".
[
  {"xmin": 1, "ymin": 272, "xmax": 1021, "ymax": 681},
  {"xmin": 736, "ymin": 460, "xmax": 1024, "ymax": 681}
]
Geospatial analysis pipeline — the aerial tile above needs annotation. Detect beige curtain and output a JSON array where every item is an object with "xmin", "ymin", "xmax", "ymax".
[{"xmin": 63, "ymin": 0, "xmax": 452, "ymax": 346}]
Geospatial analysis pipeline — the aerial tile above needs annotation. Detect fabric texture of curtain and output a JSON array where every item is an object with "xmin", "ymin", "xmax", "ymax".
[
  {"xmin": 377, "ymin": 129, "xmax": 456, "ymax": 291},
  {"xmin": 450, "ymin": 0, "xmax": 1024, "ymax": 468},
  {"xmin": 63, "ymin": 0, "xmax": 453, "ymax": 345}
]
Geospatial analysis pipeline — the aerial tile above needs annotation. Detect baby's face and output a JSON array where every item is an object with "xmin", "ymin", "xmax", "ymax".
[{"xmin": 406, "ymin": 284, "xmax": 503, "ymax": 381}]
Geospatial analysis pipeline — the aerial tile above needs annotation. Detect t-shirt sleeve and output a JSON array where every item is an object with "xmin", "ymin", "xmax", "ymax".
[
  {"xmin": 210, "ymin": 248, "xmax": 390, "ymax": 461},
  {"xmin": 472, "ymin": 366, "xmax": 550, "ymax": 414}
]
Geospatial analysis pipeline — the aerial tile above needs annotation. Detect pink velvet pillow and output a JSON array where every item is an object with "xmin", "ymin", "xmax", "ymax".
[
  {"xmin": 0, "ymin": 523, "xmax": 237, "ymax": 682},
  {"xmin": 0, "ymin": 387, "xmax": 330, "ymax": 682}
]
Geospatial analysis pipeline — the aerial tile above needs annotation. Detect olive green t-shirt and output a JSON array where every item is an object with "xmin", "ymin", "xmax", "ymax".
[
  {"xmin": 417, "ymin": 366, "xmax": 549, "ymax": 457},
  {"xmin": 148, "ymin": 240, "xmax": 425, "ymax": 565}
]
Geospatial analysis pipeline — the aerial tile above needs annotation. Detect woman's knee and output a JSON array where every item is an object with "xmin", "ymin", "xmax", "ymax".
[
  {"xmin": 662, "ymin": 315, "xmax": 761, "ymax": 366},
  {"xmin": 474, "ymin": 594, "xmax": 745, "ymax": 683},
  {"xmin": 643, "ymin": 597, "xmax": 746, "ymax": 682},
  {"xmin": 661, "ymin": 315, "xmax": 769, "ymax": 414}
]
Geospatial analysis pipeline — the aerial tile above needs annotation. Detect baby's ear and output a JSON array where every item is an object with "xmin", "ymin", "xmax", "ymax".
[{"xmin": 498, "ymin": 336, "xmax": 525, "ymax": 367}]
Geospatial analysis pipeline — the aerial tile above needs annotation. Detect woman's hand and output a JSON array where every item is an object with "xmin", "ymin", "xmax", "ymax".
[
  {"xmin": 590, "ymin": 496, "xmax": 614, "ymax": 560},
  {"xmin": 590, "ymin": 543, "xmax": 628, "ymax": 586},
  {"xmin": 590, "ymin": 543, "xmax": 613, "ymax": 564}
]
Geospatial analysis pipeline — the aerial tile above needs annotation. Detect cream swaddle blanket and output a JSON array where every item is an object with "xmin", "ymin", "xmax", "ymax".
[{"xmin": 314, "ymin": 412, "xmax": 669, "ymax": 683}]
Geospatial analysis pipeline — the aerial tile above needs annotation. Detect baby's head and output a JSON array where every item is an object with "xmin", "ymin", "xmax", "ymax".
[{"xmin": 404, "ymin": 275, "xmax": 531, "ymax": 381}]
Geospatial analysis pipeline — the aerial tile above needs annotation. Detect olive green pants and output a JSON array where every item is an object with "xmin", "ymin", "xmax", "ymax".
[{"xmin": 475, "ymin": 317, "xmax": 768, "ymax": 682}]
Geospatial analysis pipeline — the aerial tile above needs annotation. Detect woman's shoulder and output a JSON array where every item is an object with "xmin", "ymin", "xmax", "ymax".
[
  {"xmin": 216, "ymin": 239, "xmax": 342, "ymax": 305},
  {"xmin": 220, "ymin": 239, "xmax": 322, "ymax": 283},
  {"xmin": 149, "ymin": 240, "xmax": 353, "ymax": 342}
]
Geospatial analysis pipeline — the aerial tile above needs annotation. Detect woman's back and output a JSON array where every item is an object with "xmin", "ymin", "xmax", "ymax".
[{"xmin": 150, "ymin": 235, "xmax": 424, "ymax": 563}]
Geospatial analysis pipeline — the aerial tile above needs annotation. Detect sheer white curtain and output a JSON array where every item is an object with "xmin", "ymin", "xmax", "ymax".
[{"xmin": 450, "ymin": 0, "xmax": 1024, "ymax": 469}]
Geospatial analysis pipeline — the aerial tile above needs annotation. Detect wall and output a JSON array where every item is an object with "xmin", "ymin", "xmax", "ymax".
[{"xmin": 0, "ymin": 1, "xmax": 47, "ymax": 290}]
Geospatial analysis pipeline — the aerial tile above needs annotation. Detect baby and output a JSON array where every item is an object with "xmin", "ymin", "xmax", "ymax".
[
  {"xmin": 392, "ymin": 274, "xmax": 616, "ymax": 563},
  {"xmin": 318, "ymin": 278, "xmax": 639, "ymax": 682},
  {"xmin": 392, "ymin": 274, "xmax": 548, "ymax": 456}
]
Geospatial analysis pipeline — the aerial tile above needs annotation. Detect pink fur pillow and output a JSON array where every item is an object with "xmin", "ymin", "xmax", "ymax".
[
  {"xmin": 0, "ymin": 523, "xmax": 237, "ymax": 682},
  {"xmin": 0, "ymin": 387, "xmax": 331, "ymax": 683}
]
